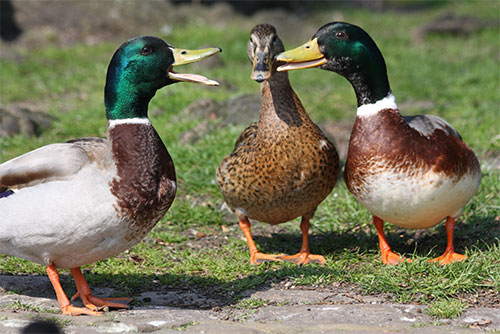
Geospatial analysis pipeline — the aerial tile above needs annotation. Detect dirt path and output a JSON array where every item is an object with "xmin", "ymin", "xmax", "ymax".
[{"xmin": 1, "ymin": 275, "xmax": 497, "ymax": 333}]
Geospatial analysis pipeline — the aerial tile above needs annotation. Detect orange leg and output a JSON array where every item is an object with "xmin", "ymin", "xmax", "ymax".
[
  {"xmin": 70, "ymin": 267, "xmax": 132, "ymax": 311},
  {"xmin": 374, "ymin": 216, "xmax": 411, "ymax": 265},
  {"xmin": 429, "ymin": 216, "xmax": 467, "ymax": 265},
  {"xmin": 281, "ymin": 217, "xmax": 326, "ymax": 265},
  {"xmin": 239, "ymin": 218, "xmax": 283, "ymax": 265},
  {"xmin": 46, "ymin": 265, "xmax": 102, "ymax": 316}
]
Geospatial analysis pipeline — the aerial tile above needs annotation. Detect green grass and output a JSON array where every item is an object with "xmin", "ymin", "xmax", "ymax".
[
  {"xmin": 1, "ymin": 1, "xmax": 499, "ymax": 319},
  {"xmin": 2, "ymin": 300, "xmax": 55, "ymax": 314},
  {"xmin": 425, "ymin": 298, "xmax": 469, "ymax": 319},
  {"xmin": 174, "ymin": 321, "xmax": 199, "ymax": 331},
  {"xmin": 234, "ymin": 298, "xmax": 270, "ymax": 309}
]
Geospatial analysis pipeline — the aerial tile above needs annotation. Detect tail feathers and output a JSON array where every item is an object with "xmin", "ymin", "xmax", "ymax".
[{"xmin": 0, "ymin": 188, "xmax": 14, "ymax": 198}]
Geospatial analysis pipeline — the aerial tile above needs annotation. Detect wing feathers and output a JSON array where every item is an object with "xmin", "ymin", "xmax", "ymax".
[
  {"xmin": 0, "ymin": 143, "xmax": 91, "ymax": 188},
  {"xmin": 404, "ymin": 114, "xmax": 462, "ymax": 139}
]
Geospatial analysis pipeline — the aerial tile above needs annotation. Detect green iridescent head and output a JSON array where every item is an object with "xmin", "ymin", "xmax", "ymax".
[
  {"xmin": 277, "ymin": 22, "xmax": 391, "ymax": 106},
  {"xmin": 105, "ymin": 36, "xmax": 221, "ymax": 120}
]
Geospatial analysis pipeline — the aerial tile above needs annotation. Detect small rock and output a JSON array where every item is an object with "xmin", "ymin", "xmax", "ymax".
[
  {"xmin": 177, "ymin": 94, "xmax": 261, "ymax": 144},
  {"xmin": 414, "ymin": 12, "xmax": 494, "ymax": 42},
  {"xmin": 0, "ymin": 104, "xmax": 56, "ymax": 138},
  {"xmin": 160, "ymin": 23, "xmax": 173, "ymax": 36}
]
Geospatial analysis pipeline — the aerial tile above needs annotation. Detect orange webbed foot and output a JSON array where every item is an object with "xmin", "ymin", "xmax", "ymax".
[
  {"xmin": 250, "ymin": 252, "xmax": 284, "ymax": 265},
  {"xmin": 71, "ymin": 291, "xmax": 132, "ymax": 311},
  {"xmin": 429, "ymin": 250, "xmax": 467, "ymax": 265},
  {"xmin": 47, "ymin": 265, "xmax": 104, "ymax": 316},
  {"xmin": 47, "ymin": 265, "xmax": 129, "ymax": 316},
  {"xmin": 61, "ymin": 304, "xmax": 103, "ymax": 316},
  {"xmin": 374, "ymin": 217, "xmax": 412, "ymax": 266},
  {"xmin": 278, "ymin": 217, "xmax": 325, "ymax": 265},
  {"xmin": 429, "ymin": 217, "xmax": 467, "ymax": 265},
  {"xmin": 281, "ymin": 251, "xmax": 326, "ymax": 266},
  {"xmin": 381, "ymin": 250, "xmax": 412, "ymax": 266},
  {"xmin": 70, "ymin": 268, "xmax": 131, "ymax": 312}
]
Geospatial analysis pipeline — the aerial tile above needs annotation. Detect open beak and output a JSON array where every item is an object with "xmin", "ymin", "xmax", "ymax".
[
  {"xmin": 168, "ymin": 47, "xmax": 221, "ymax": 86},
  {"xmin": 276, "ymin": 38, "xmax": 326, "ymax": 72},
  {"xmin": 250, "ymin": 51, "xmax": 272, "ymax": 83}
]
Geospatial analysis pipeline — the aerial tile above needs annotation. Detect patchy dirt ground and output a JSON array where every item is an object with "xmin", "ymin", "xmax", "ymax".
[
  {"xmin": 1, "ymin": 206, "xmax": 498, "ymax": 333},
  {"xmin": 1, "ymin": 223, "xmax": 499, "ymax": 333},
  {"xmin": 1, "ymin": 274, "xmax": 499, "ymax": 334}
]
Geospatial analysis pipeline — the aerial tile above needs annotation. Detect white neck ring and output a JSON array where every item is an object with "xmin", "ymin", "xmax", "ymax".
[
  {"xmin": 108, "ymin": 118, "xmax": 151, "ymax": 129},
  {"xmin": 357, "ymin": 93, "xmax": 398, "ymax": 117}
]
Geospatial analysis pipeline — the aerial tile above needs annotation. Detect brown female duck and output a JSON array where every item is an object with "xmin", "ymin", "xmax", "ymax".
[{"xmin": 216, "ymin": 24, "xmax": 339, "ymax": 265}]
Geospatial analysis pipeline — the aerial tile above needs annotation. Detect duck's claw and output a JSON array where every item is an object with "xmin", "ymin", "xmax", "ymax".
[
  {"xmin": 280, "ymin": 251, "xmax": 326, "ymax": 266},
  {"xmin": 279, "ymin": 217, "xmax": 325, "ymax": 266},
  {"xmin": 71, "ymin": 291, "xmax": 131, "ymax": 310},
  {"xmin": 239, "ymin": 218, "xmax": 284, "ymax": 265},
  {"xmin": 381, "ymin": 250, "xmax": 412, "ymax": 266},
  {"xmin": 61, "ymin": 305, "xmax": 103, "ymax": 316},
  {"xmin": 71, "ymin": 291, "xmax": 132, "ymax": 305},
  {"xmin": 374, "ymin": 216, "xmax": 412, "ymax": 266},
  {"xmin": 429, "ymin": 250, "xmax": 467, "ymax": 265},
  {"xmin": 250, "ymin": 252, "xmax": 284, "ymax": 265},
  {"xmin": 71, "ymin": 267, "xmax": 132, "ymax": 311},
  {"xmin": 429, "ymin": 217, "xmax": 466, "ymax": 265},
  {"xmin": 80, "ymin": 294, "xmax": 131, "ymax": 311},
  {"xmin": 46, "ymin": 265, "xmax": 105, "ymax": 316}
]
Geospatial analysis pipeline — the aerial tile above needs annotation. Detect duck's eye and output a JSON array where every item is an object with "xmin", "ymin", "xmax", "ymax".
[
  {"xmin": 335, "ymin": 31, "xmax": 348, "ymax": 40},
  {"xmin": 140, "ymin": 46, "xmax": 153, "ymax": 55}
]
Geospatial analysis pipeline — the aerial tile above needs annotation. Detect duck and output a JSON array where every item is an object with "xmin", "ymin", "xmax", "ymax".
[
  {"xmin": 276, "ymin": 22, "xmax": 481, "ymax": 265},
  {"xmin": 216, "ymin": 24, "xmax": 339, "ymax": 266},
  {"xmin": 0, "ymin": 36, "xmax": 221, "ymax": 315}
]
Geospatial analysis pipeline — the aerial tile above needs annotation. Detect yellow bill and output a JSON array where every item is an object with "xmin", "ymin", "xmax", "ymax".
[
  {"xmin": 168, "ymin": 47, "xmax": 222, "ymax": 86},
  {"xmin": 276, "ymin": 38, "xmax": 326, "ymax": 72}
]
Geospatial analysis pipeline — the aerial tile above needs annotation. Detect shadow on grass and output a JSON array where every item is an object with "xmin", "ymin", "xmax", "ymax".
[
  {"xmin": 0, "ymin": 264, "xmax": 339, "ymax": 311},
  {"xmin": 1, "ymin": 213, "xmax": 496, "ymax": 312},
  {"xmin": 252, "ymin": 211, "xmax": 499, "ymax": 259}
]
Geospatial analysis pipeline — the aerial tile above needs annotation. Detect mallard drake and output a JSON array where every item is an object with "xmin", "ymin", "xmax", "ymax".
[
  {"xmin": 216, "ymin": 24, "xmax": 339, "ymax": 265},
  {"xmin": 0, "ymin": 36, "xmax": 220, "ymax": 315},
  {"xmin": 277, "ymin": 22, "xmax": 481, "ymax": 265}
]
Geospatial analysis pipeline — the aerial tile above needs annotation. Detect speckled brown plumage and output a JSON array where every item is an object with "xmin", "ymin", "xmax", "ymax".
[
  {"xmin": 216, "ymin": 24, "xmax": 339, "ymax": 265},
  {"xmin": 109, "ymin": 123, "xmax": 176, "ymax": 242},
  {"xmin": 218, "ymin": 73, "xmax": 338, "ymax": 224}
]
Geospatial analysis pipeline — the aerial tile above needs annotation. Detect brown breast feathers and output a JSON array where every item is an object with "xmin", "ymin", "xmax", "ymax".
[
  {"xmin": 345, "ymin": 108, "xmax": 480, "ymax": 197},
  {"xmin": 109, "ymin": 123, "xmax": 176, "ymax": 241}
]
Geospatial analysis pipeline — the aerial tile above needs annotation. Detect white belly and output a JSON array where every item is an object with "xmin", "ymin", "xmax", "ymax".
[
  {"xmin": 356, "ymin": 166, "xmax": 480, "ymax": 229},
  {"xmin": 0, "ymin": 166, "xmax": 136, "ymax": 268}
]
